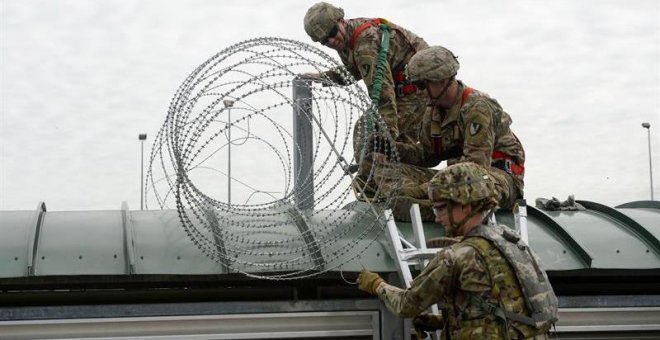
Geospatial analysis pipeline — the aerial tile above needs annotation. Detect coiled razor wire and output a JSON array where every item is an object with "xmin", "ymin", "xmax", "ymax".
[{"xmin": 145, "ymin": 37, "xmax": 403, "ymax": 280}]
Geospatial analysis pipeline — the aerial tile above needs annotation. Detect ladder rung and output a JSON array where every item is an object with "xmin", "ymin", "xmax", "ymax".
[{"xmin": 400, "ymin": 248, "xmax": 441, "ymax": 261}]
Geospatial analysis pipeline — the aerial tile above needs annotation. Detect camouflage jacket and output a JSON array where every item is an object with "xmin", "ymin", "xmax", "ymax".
[
  {"xmin": 324, "ymin": 18, "xmax": 427, "ymax": 138},
  {"xmin": 396, "ymin": 81, "xmax": 525, "ymax": 182},
  {"xmin": 377, "ymin": 223, "xmax": 546, "ymax": 339}
]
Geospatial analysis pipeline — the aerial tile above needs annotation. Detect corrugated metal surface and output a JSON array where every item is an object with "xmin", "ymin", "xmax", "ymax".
[{"xmin": 0, "ymin": 200, "xmax": 658, "ymax": 278}]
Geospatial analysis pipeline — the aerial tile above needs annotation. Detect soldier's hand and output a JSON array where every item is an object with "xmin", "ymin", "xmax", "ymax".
[
  {"xmin": 300, "ymin": 72, "xmax": 322, "ymax": 81},
  {"xmin": 357, "ymin": 268, "xmax": 384, "ymax": 295},
  {"xmin": 366, "ymin": 133, "xmax": 393, "ymax": 156},
  {"xmin": 415, "ymin": 329, "xmax": 430, "ymax": 340},
  {"xmin": 373, "ymin": 152, "xmax": 388, "ymax": 165},
  {"xmin": 413, "ymin": 313, "xmax": 444, "ymax": 331}
]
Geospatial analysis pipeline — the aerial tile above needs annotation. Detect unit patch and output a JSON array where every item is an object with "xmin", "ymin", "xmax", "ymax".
[
  {"xmin": 361, "ymin": 63, "xmax": 371, "ymax": 78},
  {"xmin": 469, "ymin": 122, "xmax": 482, "ymax": 136}
]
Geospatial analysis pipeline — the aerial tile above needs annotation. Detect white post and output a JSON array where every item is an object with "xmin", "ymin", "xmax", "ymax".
[
  {"xmin": 138, "ymin": 133, "xmax": 147, "ymax": 210},
  {"xmin": 514, "ymin": 199, "xmax": 529, "ymax": 244},
  {"xmin": 642, "ymin": 122, "xmax": 654, "ymax": 200},
  {"xmin": 224, "ymin": 99, "xmax": 235, "ymax": 206}
]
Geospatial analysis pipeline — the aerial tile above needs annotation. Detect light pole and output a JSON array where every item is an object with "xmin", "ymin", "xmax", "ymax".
[
  {"xmin": 139, "ymin": 133, "xmax": 147, "ymax": 210},
  {"xmin": 642, "ymin": 123, "xmax": 654, "ymax": 200},
  {"xmin": 223, "ymin": 98, "xmax": 235, "ymax": 206}
]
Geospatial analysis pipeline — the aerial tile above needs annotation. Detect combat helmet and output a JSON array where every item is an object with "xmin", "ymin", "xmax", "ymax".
[
  {"xmin": 406, "ymin": 46, "xmax": 460, "ymax": 83},
  {"xmin": 304, "ymin": 2, "xmax": 344, "ymax": 42},
  {"xmin": 428, "ymin": 162, "xmax": 497, "ymax": 206}
]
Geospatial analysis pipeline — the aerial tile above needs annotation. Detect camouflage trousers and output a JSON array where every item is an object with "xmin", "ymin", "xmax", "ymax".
[
  {"xmin": 351, "ymin": 91, "xmax": 428, "ymax": 217},
  {"xmin": 489, "ymin": 166, "xmax": 524, "ymax": 210},
  {"xmin": 353, "ymin": 162, "xmax": 523, "ymax": 222},
  {"xmin": 353, "ymin": 90, "xmax": 428, "ymax": 157},
  {"xmin": 351, "ymin": 162, "xmax": 436, "ymax": 221}
]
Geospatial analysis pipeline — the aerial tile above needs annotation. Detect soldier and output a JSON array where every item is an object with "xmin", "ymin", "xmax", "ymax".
[
  {"xmin": 357, "ymin": 162, "xmax": 558, "ymax": 339},
  {"xmin": 302, "ymin": 2, "xmax": 429, "ymax": 168},
  {"xmin": 376, "ymin": 45, "xmax": 525, "ymax": 220}
]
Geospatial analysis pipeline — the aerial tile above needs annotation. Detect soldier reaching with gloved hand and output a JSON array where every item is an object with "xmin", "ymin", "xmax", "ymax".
[
  {"xmin": 358, "ymin": 162, "xmax": 557, "ymax": 339},
  {"xmin": 303, "ymin": 2, "xmax": 430, "ymax": 201}
]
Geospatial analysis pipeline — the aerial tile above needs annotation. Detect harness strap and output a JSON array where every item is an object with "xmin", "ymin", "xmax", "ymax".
[
  {"xmin": 359, "ymin": 22, "xmax": 391, "ymax": 157},
  {"xmin": 432, "ymin": 87, "xmax": 475, "ymax": 156},
  {"xmin": 461, "ymin": 87, "xmax": 475, "ymax": 106},
  {"xmin": 468, "ymin": 294, "xmax": 538, "ymax": 327},
  {"xmin": 492, "ymin": 150, "xmax": 525, "ymax": 175},
  {"xmin": 432, "ymin": 87, "xmax": 525, "ymax": 175},
  {"xmin": 349, "ymin": 18, "xmax": 382, "ymax": 50},
  {"xmin": 392, "ymin": 71, "xmax": 417, "ymax": 97},
  {"xmin": 351, "ymin": 19, "xmax": 420, "ymax": 98}
]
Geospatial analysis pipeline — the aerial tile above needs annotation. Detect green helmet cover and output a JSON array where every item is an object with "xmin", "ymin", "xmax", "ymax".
[
  {"xmin": 428, "ymin": 162, "xmax": 497, "ymax": 205},
  {"xmin": 406, "ymin": 45, "xmax": 460, "ymax": 83},
  {"xmin": 304, "ymin": 2, "xmax": 344, "ymax": 42}
]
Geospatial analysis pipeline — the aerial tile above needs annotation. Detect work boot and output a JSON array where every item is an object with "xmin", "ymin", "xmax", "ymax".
[{"xmin": 388, "ymin": 196, "xmax": 435, "ymax": 222}]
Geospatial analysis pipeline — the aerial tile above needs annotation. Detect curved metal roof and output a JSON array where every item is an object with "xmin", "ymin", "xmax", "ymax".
[{"xmin": 0, "ymin": 200, "xmax": 658, "ymax": 279}]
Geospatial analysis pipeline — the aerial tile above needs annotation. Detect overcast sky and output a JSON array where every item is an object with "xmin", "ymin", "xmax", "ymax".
[{"xmin": 1, "ymin": 0, "xmax": 658, "ymax": 212}]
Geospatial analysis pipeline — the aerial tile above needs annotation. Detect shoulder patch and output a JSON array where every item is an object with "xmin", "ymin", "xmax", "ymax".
[
  {"xmin": 469, "ymin": 122, "xmax": 481, "ymax": 136},
  {"xmin": 361, "ymin": 63, "xmax": 371, "ymax": 78}
]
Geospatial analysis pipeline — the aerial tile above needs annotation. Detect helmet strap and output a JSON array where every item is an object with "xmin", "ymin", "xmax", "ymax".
[
  {"xmin": 428, "ymin": 76, "xmax": 456, "ymax": 107},
  {"xmin": 447, "ymin": 200, "xmax": 486, "ymax": 236}
]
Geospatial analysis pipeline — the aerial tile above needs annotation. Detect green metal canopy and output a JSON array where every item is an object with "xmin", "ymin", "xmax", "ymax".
[{"xmin": 1, "ymin": 200, "xmax": 658, "ymax": 279}]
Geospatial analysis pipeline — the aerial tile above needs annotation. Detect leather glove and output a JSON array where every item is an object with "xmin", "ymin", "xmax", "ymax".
[
  {"xmin": 413, "ymin": 313, "xmax": 444, "ymax": 331},
  {"xmin": 414, "ymin": 312, "xmax": 445, "ymax": 339},
  {"xmin": 413, "ymin": 314, "xmax": 444, "ymax": 340},
  {"xmin": 357, "ymin": 268, "xmax": 384, "ymax": 295},
  {"xmin": 299, "ymin": 73, "xmax": 322, "ymax": 81},
  {"xmin": 415, "ymin": 329, "xmax": 430, "ymax": 340}
]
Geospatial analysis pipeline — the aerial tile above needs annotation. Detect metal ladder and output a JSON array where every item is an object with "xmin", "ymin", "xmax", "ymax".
[
  {"xmin": 513, "ymin": 199, "xmax": 529, "ymax": 244},
  {"xmin": 384, "ymin": 204, "xmax": 440, "ymax": 340},
  {"xmin": 383, "ymin": 199, "xmax": 529, "ymax": 339}
]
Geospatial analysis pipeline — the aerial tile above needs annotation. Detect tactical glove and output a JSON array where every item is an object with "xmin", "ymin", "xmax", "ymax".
[
  {"xmin": 413, "ymin": 313, "xmax": 444, "ymax": 339},
  {"xmin": 413, "ymin": 313, "xmax": 444, "ymax": 331},
  {"xmin": 357, "ymin": 269, "xmax": 384, "ymax": 295}
]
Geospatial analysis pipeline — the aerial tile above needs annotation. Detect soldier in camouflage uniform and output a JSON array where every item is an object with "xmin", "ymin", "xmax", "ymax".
[
  {"xmin": 357, "ymin": 163, "xmax": 558, "ymax": 339},
  {"xmin": 303, "ymin": 2, "xmax": 429, "ymax": 173},
  {"xmin": 376, "ymin": 45, "xmax": 526, "ymax": 220}
]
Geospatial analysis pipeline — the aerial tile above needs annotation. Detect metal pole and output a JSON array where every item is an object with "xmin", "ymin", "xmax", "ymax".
[
  {"xmin": 138, "ymin": 134, "xmax": 147, "ymax": 210},
  {"xmin": 642, "ymin": 123, "xmax": 654, "ymax": 200},
  {"xmin": 224, "ymin": 99, "xmax": 235, "ymax": 206},
  {"xmin": 293, "ymin": 77, "xmax": 314, "ymax": 210}
]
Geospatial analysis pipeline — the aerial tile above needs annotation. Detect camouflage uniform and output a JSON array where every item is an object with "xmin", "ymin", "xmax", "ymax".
[
  {"xmin": 376, "ymin": 224, "xmax": 551, "ymax": 339},
  {"xmin": 304, "ymin": 4, "xmax": 430, "ymax": 209},
  {"xmin": 359, "ymin": 163, "xmax": 556, "ymax": 339},
  {"xmin": 377, "ymin": 46, "xmax": 525, "ymax": 218},
  {"xmin": 323, "ymin": 18, "xmax": 429, "ymax": 146},
  {"xmin": 395, "ymin": 80, "xmax": 525, "ymax": 209}
]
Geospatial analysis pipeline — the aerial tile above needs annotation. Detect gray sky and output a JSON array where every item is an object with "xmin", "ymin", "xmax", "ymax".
[{"xmin": 1, "ymin": 0, "xmax": 659, "ymax": 211}]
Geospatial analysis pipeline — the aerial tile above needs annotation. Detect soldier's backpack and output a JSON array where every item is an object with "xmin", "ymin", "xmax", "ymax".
[{"xmin": 463, "ymin": 223, "xmax": 559, "ymax": 330}]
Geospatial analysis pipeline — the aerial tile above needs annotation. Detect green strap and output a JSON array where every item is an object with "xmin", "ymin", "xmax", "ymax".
[{"xmin": 360, "ymin": 24, "xmax": 391, "ymax": 157}]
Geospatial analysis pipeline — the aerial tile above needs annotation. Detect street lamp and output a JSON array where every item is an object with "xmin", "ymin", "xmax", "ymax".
[
  {"xmin": 642, "ymin": 123, "xmax": 654, "ymax": 200},
  {"xmin": 223, "ymin": 98, "xmax": 235, "ymax": 206},
  {"xmin": 139, "ymin": 133, "xmax": 147, "ymax": 210}
]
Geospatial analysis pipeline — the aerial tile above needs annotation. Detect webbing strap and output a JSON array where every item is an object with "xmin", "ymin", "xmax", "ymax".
[
  {"xmin": 463, "ymin": 236, "xmax": 538, "ymax": 328},
  {"xmin": 468, "ymin": 293, "xmax": 538, "ymax": 327},
  {"xmin": 349, "ymin": 18, "xmax": 382, "ymax": 50},
  {"xmin": 360, "ymin": 23, "xmax": 391, "ymax": 156},
  {"xmin": 431, "ymin": 87, "xmax": 474, "ymax": 157},
  {"xmin": 461, "ymin": 87, "xmax": 474, "ymax": 106}
]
